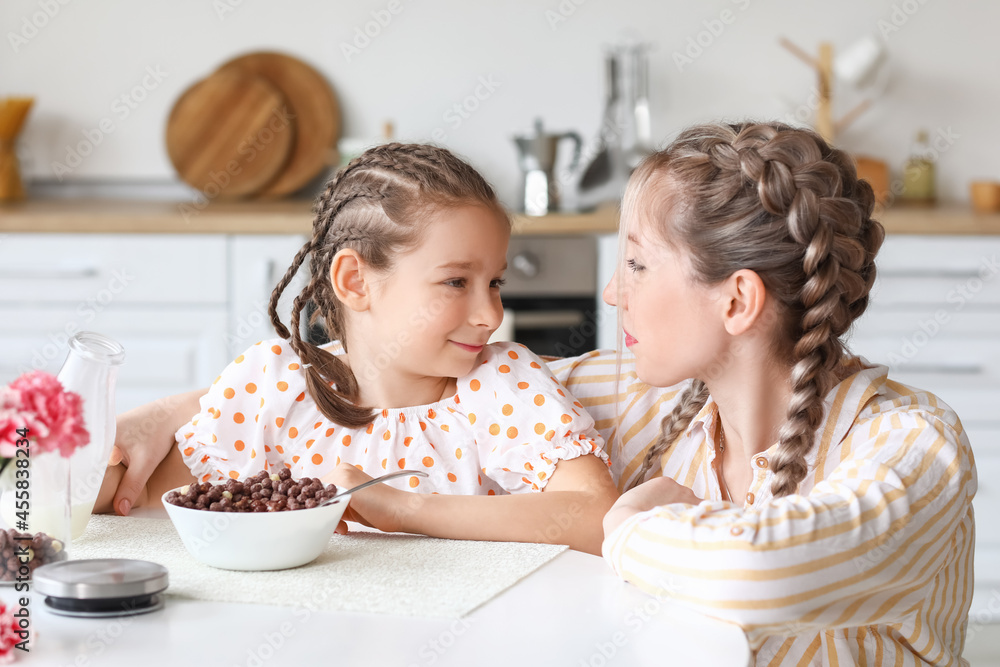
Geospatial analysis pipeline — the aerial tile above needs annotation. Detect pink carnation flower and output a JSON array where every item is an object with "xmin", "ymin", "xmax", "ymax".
[
  {"xmin": 0, "ymin": 600, "xmax": 20, "ymax": 663},
  {"xmin": 0, "ymin": 371, "xmax": 89, "ymax": 459}
]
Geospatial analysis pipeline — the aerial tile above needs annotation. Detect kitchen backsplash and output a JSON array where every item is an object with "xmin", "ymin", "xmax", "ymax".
[{"xmin": 3, "ymin": 0, "xmax": 997, "ymax": 208}]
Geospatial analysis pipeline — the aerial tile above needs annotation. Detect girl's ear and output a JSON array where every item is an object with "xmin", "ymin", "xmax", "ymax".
[
  {"xmin": 330, "ymin": 249, "xmax": 371, "ymax": 312},
  {"xmin": 720, "ymin": 269, "xmax": 768, "ymax": 336}
]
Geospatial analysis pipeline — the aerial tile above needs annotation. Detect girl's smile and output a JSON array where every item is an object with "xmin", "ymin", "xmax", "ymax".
[{"xmin": 451, "ymin": 341, "xmax": 486, "ymax": 353}]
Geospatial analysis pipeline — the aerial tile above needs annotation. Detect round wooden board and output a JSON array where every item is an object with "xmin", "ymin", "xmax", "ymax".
[
  {"xmin": 217, "ymin": 51, "xmax": 340, "ymax": 198},
  {"xmin": 165, "ymin": 69, "xmax": 295, "ymax": 198}
]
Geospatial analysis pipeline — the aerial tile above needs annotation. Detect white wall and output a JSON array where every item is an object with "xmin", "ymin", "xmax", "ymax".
[{"xmin": 3, "ymin": 0, "xmax": 998, "ymax": 207}]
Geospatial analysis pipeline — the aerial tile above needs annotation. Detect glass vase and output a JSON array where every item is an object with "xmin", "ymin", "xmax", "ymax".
[
  {"xmin": 0, "ymin": 450, "xmax": 71, "ymax": 584},
  {"xmin": 57, "ymin": 331, "xmax": 125, "ymax": 539}
]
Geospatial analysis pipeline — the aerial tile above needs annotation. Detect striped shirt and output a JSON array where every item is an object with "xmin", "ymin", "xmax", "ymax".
[{"xmin": 549, "ymin": 350, "xmax": 976, "ymax": 667}]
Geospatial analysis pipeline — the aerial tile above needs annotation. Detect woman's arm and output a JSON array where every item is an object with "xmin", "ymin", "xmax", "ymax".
[
  {"xmin": 330, "ymin": 454, "xmax": 620, "ymax": 555},
  {"xmin": 93, "ymin": 388, "xmax": 206, "ymax": 515}
]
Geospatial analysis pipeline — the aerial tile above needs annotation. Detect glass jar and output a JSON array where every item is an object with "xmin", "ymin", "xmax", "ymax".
[
  {"xmin": 57, "ymin": 332, "xmax": 125, "ymax": 539},
  {"xmin": 0, "ymin": 449, "xmax": 71, "ymax": 584}
]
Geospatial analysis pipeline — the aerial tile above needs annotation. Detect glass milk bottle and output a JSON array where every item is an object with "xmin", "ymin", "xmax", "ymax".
[{"xmin": 57, "ymin": 331, "xmax": 125, "ymax": 539}]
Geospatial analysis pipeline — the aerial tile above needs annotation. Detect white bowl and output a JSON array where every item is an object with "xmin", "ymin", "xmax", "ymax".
[{"xmin": 161, "ymin": 488, "xmax": 351, "ymax": 571}]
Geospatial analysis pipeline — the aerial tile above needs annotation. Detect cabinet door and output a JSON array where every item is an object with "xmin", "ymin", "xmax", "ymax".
[
  {"xmin": 228, "ymin": 235, "xmax": 308, "ymax": 358},
  {"xmin": 0, "ymin": 306, "xmax": 228, "ymax": 413}
]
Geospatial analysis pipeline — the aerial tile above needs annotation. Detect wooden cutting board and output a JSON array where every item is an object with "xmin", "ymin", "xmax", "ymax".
[
  {"xmin": 217, "ymin": 51, "xmax": 340, "ymax": 197},
  {"xmin": 165, "ymin": 69, "xmax": 295, "ymax": 198}
]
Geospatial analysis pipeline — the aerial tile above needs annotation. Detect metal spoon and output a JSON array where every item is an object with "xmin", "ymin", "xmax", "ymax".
[{"xmin": 318, "ymin": 469, "xmax": 429, "ymax": 507}]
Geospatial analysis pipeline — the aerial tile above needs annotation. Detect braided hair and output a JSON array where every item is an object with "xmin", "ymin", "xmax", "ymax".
[
  {"xmin": 269, "ymin": 143, "xmax": 509, "ymax": 427},
  {"xmin": 623, "ymin": 122, "xmax": 884, "ymax": 495}
]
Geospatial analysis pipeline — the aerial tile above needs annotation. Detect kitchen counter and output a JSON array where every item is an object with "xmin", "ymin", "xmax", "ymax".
[{"xmin": 4, "ymin": 199, "xmax": 1000, "ymax": 235}]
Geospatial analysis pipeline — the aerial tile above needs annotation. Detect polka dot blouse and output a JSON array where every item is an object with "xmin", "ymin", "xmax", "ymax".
[{"xmin": 175, "ymin": 339, "xmax": 609, "ymax": 495}]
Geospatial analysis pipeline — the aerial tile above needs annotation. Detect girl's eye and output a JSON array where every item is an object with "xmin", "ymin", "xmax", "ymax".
[
  {"xmin": 444, "ymin": 278, "xmax": 466, "ymax": 288},
  {"xmin": 626, "ymin": 258, "xmax": 645, "ymax": 272},
  {"xmin": 490, "ymin": 278, "xmax": 506, "ymax": 289}
]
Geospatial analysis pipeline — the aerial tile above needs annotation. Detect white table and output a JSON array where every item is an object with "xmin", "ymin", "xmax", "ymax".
[{"xmin": 6, "ymin": 541, "xmax": 750, "ymax": 666}]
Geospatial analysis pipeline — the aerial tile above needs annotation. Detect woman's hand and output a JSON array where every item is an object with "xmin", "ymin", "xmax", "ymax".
[
  {"xmin": 326, "ymin": 463, "xmax": 423, "ymax": 535},
  {"xmin": 603, "ymin": 476, "xmax": 702, "ymax": 539},
  {"xmin": 103, "ymin": 389, "xmax": 205, "ymax": 515}
]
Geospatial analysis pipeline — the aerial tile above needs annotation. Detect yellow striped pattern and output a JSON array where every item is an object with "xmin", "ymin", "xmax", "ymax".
[{"xmin": 549, "ymin": 350, "xmax": 976, "ymax": 667}]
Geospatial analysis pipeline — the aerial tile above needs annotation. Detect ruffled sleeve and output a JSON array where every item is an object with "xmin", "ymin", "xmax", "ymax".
[
  {"xmin": 459, "ymin": 342, "xmax": 609, "ymax": 494},
  {"xmin": 174, "ymin": 339, "xmax": 297, "ymax": 483}
]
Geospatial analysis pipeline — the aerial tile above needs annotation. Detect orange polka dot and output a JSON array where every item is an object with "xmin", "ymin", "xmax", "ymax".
[
  {"xmin": 183, "ymin": 447, "xmax": 194, "ymax": 456},
  {"xmin": 229, "ymin": 471, "xmax": 239, "ymax": 479},
  {"xmin": 488, "ymin": 489, "xmax": 496, "ymax": 496},
  {"xmin": 489, "ymin": 424, "xmax": 500, "ymax": 436},
  {"xmin": 288, "ymin": 363, "xmax": 300, "ymax": 370},
  {"xmin": 517, "ymin": 381, "xmax": 529, "ymax": 390},
  {"xmin": 265, "ymin": 445, "xmax": 271, "ymax": 452},
  {"xmin": 260, "ymin": 398, "xmax": 265, "ymax": 408},
  {"xmin": 223, "ymin": 387, "xmax": 235, "ymax": 399},
  {"xmin": 275, "ymin": 445, "xmax": 284, "ymax": 454},
  {"xmin": 295, "ymin": 392, "xmax": 305, "ymax": 402},
  {"xmin": 498, "ymin": 365, "xmax": 510, "ymax": 373},
  {"xmin": 382, "ymin": 431, "xmax": 391, "ymax": 441},
  {"xmin": 382, "ymin": 409, "xmax": 389, "ymax": 418},
  {"xmin": 202, "ymin": 474, "xmax": 211, "ymax": 482},
  {"xmin": 398, "ymin": 457, "xmax": 406, "ymax": 468},
  {"xmin": 447, "ymin": 473, "xmax": 457, "ymax": 482},
  {"xmin": 409, "ymin": 476, "xmax": 420, "ymax": 488},
  {"xmin": 276, "ymin": 417, "xmax": 284, "ymax": 427},
  {"xmin": 271, "ymin": 345, "xmax": 282, "ymax": 354},
  {"xmin": 234, "ymin": 440, "xmax": 245, "ymax": 452},
  {"xmin": 534, "ymin": 423, "xmax": 545, "ymax": 435},
  {"xmin": 419, "ymin": 422, "xmax": 427, "ymax": 431},
  {"xmin": 366, "ymin": 424, "xmax": 374, "ymax": 434},
  {"xmin": 255, "ymin": 414, "xmax": 259, "ymax": 423},
  {"xmin": 502, "ymin": 404, "xmax": 513, "ymax": 416},
  {"xmin": 399, "ymin": 413, "xmax": 406, "ymax": 423},
  {"xmin": 525, "ymin": 462, "xmax": 534, "ymax": 471},
  {"xmin": 428, "ymin": 409, "xmax": 436, "ymax": 419},
  {"xmin": 404, "ymin": 437, "xmax": 413, "ymax": 446},
  {"xmin": 183, "ymin": 432, "xmax": 194, "ymax": 439},
  {"xmin": 327, "ymin": 428, "xmax": 336, "ymax": 437},
  {"xmin": 250, "ymin": 449, "xmax": 257, "ymax": 459},
  {"xmin": 530, "ymin": 361, "xmax": 541, "ymax": 369},
  {"xmin": 507, "ymin": 426, "xmax": 518, "ymax": 439},
  {"xmin": 455, "ymin": 448, "xmax": 463, "ymax": 460},
  {"xmin": 311, "ymin": 453, "xmax": 323, "ymax": 465},
  {"xmin": 441, "ymin": 424, "xmax": 450, "ymax": 432},
  {"xmin": 381, "ymin": 458, "xmax": 387, "ymax": 469},
  {"xmin": 534, "ymin": 394, "xmax": 545, "ymax": 406},
  {"xmin": 235, "ymin": 355, "xmax": 245, "ymax": 364},
  {"xmin": 289, "ymin": 427, "xmax": 298, "ymax": 438},
  {"xmin": 573, "ymin": 401, "xmax": 583, "ymax": 408},
  {"xmin": 276, "ymin": 381, "xmax": 288, "ymax": 392},
  {"xmin": 560, "ymin": 414, "xmax": 572, "ymax": 424},
  {"xmin": 211, "ymin": 434, "xmax": 218, "ymax": 443},
  {"xmin": 470, "ymin": 379, "xmax": 481, "ymax": 391},
  {"xmin": 545, "ymin": 430, "xmax": 555, "ymax": 441},
  {"xmin": 507, "ymin": 350, "xmax": 519, "ymax": 360},
  {"xmin": 422, "ymin": 456, "xmax": 435, "ymax": 467},
  {"xmin": 538, "ymin": 471, "xmax": 547, "ymax": 481},
  {"xmin": 342, "ymin": 435, "xmax": 351, "ymax": 446},
  {"xmin": 468, "ymin": 413, "xmax": 477, "ymax": 425},
  {"xmin": 233, "ymin": 412, "xmax": 245, "ymax": 424},
  {"xmin": 306, "ymin": 439, "xmax": 315, "ymax": 448},
  {"xmin": 335, "ymin": 456, "xmax": 340, "ymax": 465},
  {"xmin": 292, "ymin": 455, "xmax": 300, "ymax": 463}
]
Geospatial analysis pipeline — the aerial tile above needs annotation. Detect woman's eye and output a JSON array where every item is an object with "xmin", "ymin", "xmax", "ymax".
[
  {"xmin": 444, "ymin": 278, "xmax": 466, "ymax": 288},
  {"xmin": 490, "ymin": 278, "xmax": 506, "ymax": 289},
  {"xmin": 626, "ymin": 258, "xmax": 644, "ymax": 272}
]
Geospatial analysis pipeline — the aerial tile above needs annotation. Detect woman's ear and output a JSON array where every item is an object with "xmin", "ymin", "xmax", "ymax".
[
  {"xmin": 721, "ymin": 269, "xmax": 768, "ymax": 336},
  {"xmin": 330, "ymin": 249, "xmax": 371, "ymax": 312}
]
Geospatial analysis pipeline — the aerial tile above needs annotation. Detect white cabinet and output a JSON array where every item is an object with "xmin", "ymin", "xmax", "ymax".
[
  {"xmin": 0, "ymin": 233, "xmax": 306, "ymax": 413},
  {"xmin": 847, "ymin": 234, "xmax": 1000, "ymax": 617}
]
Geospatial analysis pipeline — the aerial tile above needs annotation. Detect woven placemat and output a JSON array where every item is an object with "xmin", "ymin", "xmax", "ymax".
[{"xmin": 71, "ymin": 516, "xmax": 566, "ymax": 618}]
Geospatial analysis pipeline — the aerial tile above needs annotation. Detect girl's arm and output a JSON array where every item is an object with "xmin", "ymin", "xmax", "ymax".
[
  {"xmin": 330, "ymin": 454, "xmax": 620, "ymax": 556},
  {"xmin": 93, "ymin": 388, "xmax": 206, "ymax": 515},
  {"xmin": 95, "ymin": 444, "xmax": 198, "ymax": 512}
]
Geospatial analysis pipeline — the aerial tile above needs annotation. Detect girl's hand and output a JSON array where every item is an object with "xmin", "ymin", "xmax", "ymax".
[
  {"xmin": 603, "ymin": 476, "xmax": 702, "ymax": 539},
  {"xmin": 327, "ymin": 463, "xmax": 424, "ymax": 535}
]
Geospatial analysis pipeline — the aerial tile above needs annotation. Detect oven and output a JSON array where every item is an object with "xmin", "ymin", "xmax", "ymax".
[{"xmin": 493, "ymin": 235, "xmax": 599, "ymax": 358}]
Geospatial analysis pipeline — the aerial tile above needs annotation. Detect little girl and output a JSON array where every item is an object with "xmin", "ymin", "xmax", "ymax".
[{"xmin": 101, "ymin": 143, "xmax": 618, "ymax": 554}]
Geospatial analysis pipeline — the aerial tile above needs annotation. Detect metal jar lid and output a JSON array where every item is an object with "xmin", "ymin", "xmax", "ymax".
[{"xmin": 34, "ymin": 558, "xmax": 168, "ymax": 607}]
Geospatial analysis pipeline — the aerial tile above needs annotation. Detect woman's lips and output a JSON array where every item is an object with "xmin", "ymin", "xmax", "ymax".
[
  {"xmin": 624, "ymin": 331, "xmax": 638, "ymax": 347},
  {"xmin": 452, "ymin": 341, "xmax": 484, "ymax": 353}
]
